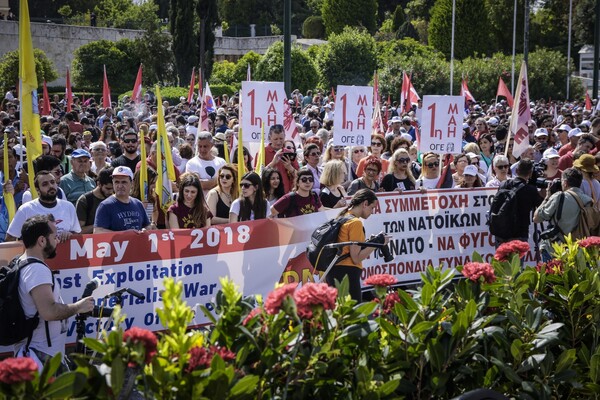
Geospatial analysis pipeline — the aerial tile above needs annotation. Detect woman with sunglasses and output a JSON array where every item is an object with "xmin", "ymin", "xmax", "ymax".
[
  {"xmin": 451, "ymin": 153, "xmax": 471, "ymax": 186},
  {"xmin": 99, "ymin": 124, "xmax": 118, "ymax": 144},
  {"xmin": 262, "ymin": 167, "xmax": 285, "ymax": 208},
  {"xmin": 381, "ymin": 149, "xmax": 416, "ymax": 192},
  {"xmin": 168, "ymin": 173, "xmax": 211, "ymax": 229},
  {"xmin": 207, "ymin": 164, "xmax": 238, "ymax": 225},
  {"xmin": 347, "ymin": 156, "xmax": 381, "ymax": 195},
  {"xmin": 415, "ymin": 152, "xmax": 441, "ymax": 189},
  {"xmin": 355, "ymin": 134, "xmax": 389, "ymax": 183},
  {"xmin": 302, "ymin": 143, "xmax": 323, "ymax": 194},
  {"xmin": 230, "ymin": 172, "xmax": 269, "ymax": 222},
  {"xmin": 323, "ymin": 142, "xmax": 351, "ymax": 187},
  {"xmin": 350, "ymin": 146, "xmax": 367, "ymax": 180},
  {"xmin": 271, "ymin": 167, "xmax": 324, "ymax": 218},
  {"xmin": 319, "ymin": 160, "xmax": 348, "ymax": 208},
  {"xmin": 485, "ymin": 155, "xmax": 511, "ymax": 187}
]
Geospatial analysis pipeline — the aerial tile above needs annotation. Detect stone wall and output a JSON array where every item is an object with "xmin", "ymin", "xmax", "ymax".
[{"xmin": 0, "ymin": 20, "xmax": 143, "ymax": 86}]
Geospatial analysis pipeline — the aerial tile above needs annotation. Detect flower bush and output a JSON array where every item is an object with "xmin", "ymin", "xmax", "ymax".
[{"xmin": 6, "ymin": 236, "xmax": 600, "ymax": 399}]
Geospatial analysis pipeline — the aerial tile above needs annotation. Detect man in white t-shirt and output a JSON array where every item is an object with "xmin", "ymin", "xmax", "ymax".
[
  {"xmin": 6, "ymin": 171, "xmax": 81, "ymax": 242},
  {"xmin": 185, "ymin": 131, "xmax": 226, "ymax": 196},
  {"xmin": 15, "ymin": 214, "xmax": 94, "ymax": 371}
]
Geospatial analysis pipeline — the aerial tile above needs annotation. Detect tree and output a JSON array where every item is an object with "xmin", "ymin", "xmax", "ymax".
[
  {"xmin": 321, "ymin": 0, "xmax": 378, "ymax": 37},
  {"xmin": 233, "ymin": 51, "xmax": 263, "ymax": 83},
  {"xmin": 211, "ymin": 61, "xmax": 237, "ymax": 86},
  {"xmin": 0, "ymin": 49, "xmax": 58, "ymax": 94},
  {"xmin": 428, "ymin": 0, "xmax": 492, "ymax": 60},
  {"xmin": 197, "ymin": 0, "xmax": 220, "ymax": 82},
  {"xmin": 135, "ymin": 27, "xmax": 177, "ymax": 86},
  {"xmin": 303, "ymin": 16, "xmax": 326, "ymax": 39},
  {"xmin": 317, "ymin": 27, "xmax": 377, "ymax": 88},
  {"xmin": 485, "ymin": 0, "xmax": 525, "ymax": 55},
  {"xmin": 170, "ymin": 0, "xmax": 197, "ymax": 86},
  {"xmin": 255, "ymin": 42, "xmax": 319, "ymax": 93}
]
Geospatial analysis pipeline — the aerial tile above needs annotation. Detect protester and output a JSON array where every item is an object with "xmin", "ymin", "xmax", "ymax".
[
  {"xmin": 381, "ymin": 148, "xmax": 416, "ymax": 192},
  {"xmin": 167, "ymin": 173, "xmax": 211, "ymax": 229},
  {"xmin": 485, "ymin": 155, "xmax": 511, "ymax": 188},
  {"xmin": 271, "ymin": 167, "xmax": 325, "ymax": 217},
  {"xmin": 230, "ymin": 171, "xmax": 268, "ymax": 222},
  {"xmin": 262, "ymin": 167, "xmax": 285, "ymax": 208},
  {"xmin": 319, "ymin": 160, "xmax": 348, "ymax": 208},
  {"xmin": 111, "ymin": 129, "xmax": 140, "ymax": 172},
  {"xmin": 415, "ymin": 152, "xmax": 441, "ymax": 189},
  {"xmin": 59, "ymin": 149, "xmax": 95, "ymax": 205},
  {"xmin": 76, "ymin": 167, "xmax": 114, "ymax": 234},
  {"xmin": 348, "ymin": 156, "xmax": 382, "ymax": 195},
  {"xmin": 185, "ymin": 131, "xmax": 226, "ymax": 196},
  {"xmin": 206, "ymin": 164, "xmax": 238, "ymax": 225},
  {"xmin": 15, "ymin": 214, "xmax": 94, "ymax": 372}
]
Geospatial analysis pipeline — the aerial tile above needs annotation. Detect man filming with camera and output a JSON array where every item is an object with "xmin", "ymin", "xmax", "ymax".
[{"xmin": 533, "ymin": 168, "xmax": 593, "ymax": 262}]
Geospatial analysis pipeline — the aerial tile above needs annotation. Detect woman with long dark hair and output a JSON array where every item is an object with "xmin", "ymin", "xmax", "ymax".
[
  {"xmin": 262, "ymin": 167, "xmax": 285, "ymax": 208},
  {"xmin": 229, "ymin": 171, "xmax": 268, "ymax": 222},
  {"xmin": 168, "ymin": 173, "xmax": 211, "ymax": 228},
  {"xmin": 206, "ymin": 164, "xmax": 238, "ymax": 225},
  {"xmin": 271, "ymin": 167, "xmax": 324, "ymax": 217}
]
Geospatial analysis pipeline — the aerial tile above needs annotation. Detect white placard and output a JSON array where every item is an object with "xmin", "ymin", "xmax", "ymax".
[
  {"xmin": 241, "ymin": 81, "xmax": 286, "ymax": 142},
  {"xmin": 419, "ymin": 95, "xmax": 463, "ymax": 154},
  {"xmin": 333, "ymin": 85, "xmax": 373, "ymax": 146}
]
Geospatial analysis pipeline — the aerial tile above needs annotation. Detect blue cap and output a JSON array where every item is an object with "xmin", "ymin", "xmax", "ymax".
[{"xmin": 71, "ymin": 149, "xmax": 91, "ymax": 159}]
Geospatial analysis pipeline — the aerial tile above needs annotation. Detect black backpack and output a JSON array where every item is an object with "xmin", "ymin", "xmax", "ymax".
[
  {"xmin": 307, "ymin": 215, "xmax": 354, "ymax": 272},
  {"xmin": 488, "ymin": 181, "xmax": 526, "ymax": 239},
  {"xmin": 0, "ymin": 256, "xmax": 52, "ymax": 346}
]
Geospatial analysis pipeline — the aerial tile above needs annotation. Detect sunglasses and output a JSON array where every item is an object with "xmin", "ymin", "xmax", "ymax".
[
  {"xmin": 425, "ymin": 162, "xmax": 440, "ymax": 168},
  {"xmin": 309, "ymin": 152, "xmax": 321, "ymax": 157},
  {"xmin": 123, "ymin": 139, "xmax": 137, "ymax": 144},
  {"xmin": 333, "ymin": 147, "xmax": 344, "ymax": 152},
  {"xmin": 240, "ymin": 183, "xmax": 253, "ymax": 189},
  {"xmin": 93, "ymin": 148, "xmax": 106, "ymax": 152},
  {"xmin": 365, "ymin": 168, "xmax": 379, "ymax": 173},
  {"xmin": 397, "ymin": 157, "xmax": 410, "ymax": 163},
  {"xmin": 353, "ymin": 149, "xmax": 365, "ymax": 154},
  {"xmin": 220, "ymin": 174, "xmax": 232, "ymax": 180},
  {"xmin": 285, "ymin": 146, "xmax": 295, "ymax": 150},
  {"xmin": 300, "ymin": 176, "xmax": 314, "ymax": 183},
  {"xmin": 496, "ymin": 165, "xmax": 509, "ymax": 170},
  {"xmin": 371, "ymin": 142, "xmax": 383, "ymax": 147}
]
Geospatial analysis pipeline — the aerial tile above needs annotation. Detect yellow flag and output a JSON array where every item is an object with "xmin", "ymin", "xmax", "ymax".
[
  {"xmin": 254, "ymin": 123, "xmax": 265, "ymax": 174},
  {"xmin": 237, "ymin": 128, "xmax": 244, "ymax": 186},
  {"xmin": 223, "ymin": 140, "xmax": 230, "ymax": 164},
  {"xmin": 3, "ymin": 134, "xmax": 15, "ymax": 223},
  {"xmin": 139, "ymin": 129, "xmax": 148, "ymax": 202},
  {"xmin": 19, "ymin": 0, "xmax": 42, "ymax": 199},
  {"xmin": 154, "ymin": 86, "xmax": 176, "ymax": 212}
]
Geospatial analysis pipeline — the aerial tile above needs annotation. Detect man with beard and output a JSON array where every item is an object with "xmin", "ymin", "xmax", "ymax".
[
  {"xmin": 185, "ymin": 131, "xmax": 226, "ymax": 196},
  {"xmin": 111, "ymin": 130, "xmax": 141, "ymax": 172},
  {"xmin": 5, "ymin": 171, "xmax": 80, "ymax": 242},
  {"xmin": 15, "ymin": 214, "xmax": 94, "ymax": 371}
]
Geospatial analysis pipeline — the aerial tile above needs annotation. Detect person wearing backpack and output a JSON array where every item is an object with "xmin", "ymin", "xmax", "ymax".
[
  {"xmin": 489, "ymin": 159, "xmax": 543, "ymax": 246},
  {"xmin": 324, "ymin": 189, "xmax": 388, "ymax": 303},
  {"xmin": 534, "ymin": 168, "xmax": 595, "ymax": 261},
  {"xmin": 14, "ymin": 214, "xmax": 94, "ymax": 371}
]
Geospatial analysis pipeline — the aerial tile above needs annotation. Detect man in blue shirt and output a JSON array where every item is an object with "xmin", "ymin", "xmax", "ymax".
[{"xmin": 94, "ymin": 166, "xmax": 151, "ymax": 233}]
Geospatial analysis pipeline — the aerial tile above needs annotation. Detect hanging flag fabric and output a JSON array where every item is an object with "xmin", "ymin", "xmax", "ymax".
[
  {"xmin": 102, "ymin": 65, "xmax": 111, "ymax": 108},
  {"xmin": 42, "ymin": 80, "xmax": 51, "ymax": 116},
  {"xmin": 283, "ymin": 98, "xmax": 300, "ymax": 145},
  {"xmin": 154, "ymin": 85, "xmax": 176, "ymax": 212},
  {"xmin": 187, "ymin": 67, "xmax": 196, "ymax": 103},
  {"xmin": 19, "ymin": 0, "xmax": 42, "ymax": 198},
  {"xmin": 401, "ymin": 72, "xmax": 420, "ymax": 113},
  {"xmin": 330, "ymin": 87, "xmax": 336, "ymax": 102},
  {"xmin": 461, "ymin": 78, "xmax": 476, "ymax": 103},
  {"xmin": 204, "ymin": 82, "xmax": 215, "ymax": 113},
  {"xmin": 197, "ymin": 68, "xmax": 203, "ymax": 101},
  {"xmin": 223, "ymin": 140, "xmax": 230, "ymax": 164},
  {"xmin": 132, "ymin": 64, "xmax": 143, "ymax": 104},
  {"xmin": 66, "ymin": 68, "xmax": 72, "ymax": 112},
  {"xmin": 508, "ymin": 61, "xmax": 532, "ymax": 159},
  {"xmin": 496, "ymin": 77, "xmax": 514, "ymax": 108},
  {"xmin": 247, "ymin": 63, "xmax": 251, "ymax": 81},
  {"xmin": 585, "ymin": 92, "xmax": 592, "ymax": 111}
]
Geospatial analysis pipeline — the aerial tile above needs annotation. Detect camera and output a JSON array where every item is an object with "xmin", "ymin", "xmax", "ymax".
[{"xmin": 369, "ymin": 233, "xmax": 394, "ymax": 262}]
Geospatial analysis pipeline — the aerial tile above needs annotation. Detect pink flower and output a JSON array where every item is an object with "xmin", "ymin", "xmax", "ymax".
[
  {"xmin": 494, "ymin": 240, "xmax": 530, "ymax": 261},
  {"xmin": 123, "ymin": 327, "xmax": 158, "ymax": 365},
  {"xmin": 265, "ymin": 283, "xmax": 297, "ymax": 315},
  {"xmin": 462, "ymin": 262, "xmax": 496, "ymax": 283},
  {"xmin": 374, "ymin": 292, "xmax": 402, "ymax": 316},
  {"xmin": 535, "ymin": 259, "xmax": 563, "ymax": 275},
  {"xmin": 294, "ymin": 283, "xmax": 337, "ymax": 319},
  {"xmin": 242, "ymin": 307, "xmax": 263, "ymax": 326},
  {"xmin": 0, "ymin": 357, "xmax": 37, "ymax": 384},
  {"xmin": 365, "ymin": 274, "xmax": 398, "ymax": 288},
  {"xmin": 187, "ymin": 346, "xmax": 236, "ymax": 372},
  {"xmin": 579, "ymin": 236, "xmax": 600, "ymax": 248}
]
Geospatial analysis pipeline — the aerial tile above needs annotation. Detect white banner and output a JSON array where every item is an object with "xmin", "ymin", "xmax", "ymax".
[
  {"xmin": 241, "ymin": 81, "xmax": 285, "ymax": 142},
  {"xmin": 333, "ymin": 85, "xmax": 373, "ymax": 146},
  {"xmin": 419, "ymin": 95, "xmax": 463, "ymax": 154}
]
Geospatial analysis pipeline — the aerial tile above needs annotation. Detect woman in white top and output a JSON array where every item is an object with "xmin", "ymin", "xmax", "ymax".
[
  {"xmin": 262, "ymin": 167, "xmax": 285, "ymax": 208},
  {"xmin": 485, "ymin": 155, "xmax": 510, "ymax": 188},
  {"xmin": 415, "ymin": 152, "xmax": 441, "ymax": 189},
  {"xmin": 229, "ymin": 172, "xmax": 269, "ymax": 222}
]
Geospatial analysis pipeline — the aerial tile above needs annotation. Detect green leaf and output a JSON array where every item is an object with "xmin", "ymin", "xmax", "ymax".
[
  {"xmin": 538, "ymin": 322, "xmax": 564, "ymax": 335},
  {"xmin": 339, "ymin": 321, "xmax": 378, "ymax": 339},
  {"xmin": 45, "ymin": 372, "xmax": 86, "ymax": 398},
  {"xmin": 555, "ymin": 349, "xmax": 577, "ymax": 373},
  {"xmin": 230, "ymin": 375, "xmax": 259, "ymax": 396},
  {"xmin": 378, "ymin": 379, "xmax": 400, "ymax": 396},
  {"xmin": 380, "ymin": 319, "xmax": 401, "ymax": 338},
  {"xmin": 397, "ymin": 290, "xmax": 418, "ymax": 311},
  {"xmin": 421, "ymin": 283, "xmax": 433, "ymax": 306},
  {"xmin": 355, "ymin": 301, "xmax": 378, "ymax": 317},
  {"xmin": 590, "ymin": 354, "xmax": 600, "ymax": 383},
  {"xmin": 111, "ymin": 358, "xmax": 125, "ymax": 394},
  {"xmin": 511, "ymin": 339, "xmax": 523, "ymax": 361},
  {"xmin": 411, "ymin": 321, "xmax": 436, "ymax": 335},
  {"xmin": 39, "ymin": 353, "xmax": 61, "ymax": 389},
  {"xmin": 81, "ymin": 338, "xmax": 107, "ymax": 354},
  {"xmin": 336, "ymin": 275, "xmax": 350, "ymax": 299}
]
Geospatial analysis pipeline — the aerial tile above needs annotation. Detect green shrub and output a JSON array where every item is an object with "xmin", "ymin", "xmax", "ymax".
[
  {"xmin": 302, "ymin": 15, "xmax": 325, "ymax": 39},
  {"xmin": 211, "ymin": 60, "xmax": 237, "ymax": 86},
  {"xmin": 0, "ymin": 49, "xmax": 58, "ymax": 95}
]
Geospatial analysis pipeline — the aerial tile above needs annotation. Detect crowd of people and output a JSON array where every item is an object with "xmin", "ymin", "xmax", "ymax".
[{"xmin": 0, "ymin": 89, "xmax": 599, "ymax": 249}]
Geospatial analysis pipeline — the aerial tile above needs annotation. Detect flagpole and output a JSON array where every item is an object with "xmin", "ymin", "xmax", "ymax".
[
  {"xmin": 566, "ymin": 0, "xmax": 573, "ymax": 100},
  {"xmin": 511, "ymin": 0, "xmax": 517, "ymax": 94},
  {"xmin": 449, "ymin": 0, "xmax": 456, "ymax": 95}
]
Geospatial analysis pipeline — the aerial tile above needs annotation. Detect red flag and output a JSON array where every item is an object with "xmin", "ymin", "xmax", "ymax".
[
  {"xmin": 383, "ymin": 94, "xmax": 391, "ymax": 128},
  {"xmin": 373, "ymin": 71, "xmax": 380, "ymax": 107},
  {"xmin": 508, "ymin": 61, "xmax": 531, "ymax": 159},
  {"xmin": 102, "ymin": 65, "xmax": 111, "ymax": 109},
  {"xmin": 41, "ymin": 80, "xmax": 51, "ymax": 116},
  {"xmin": 496, "ymin": 77, "xmax": 514, "ymax": 108},
  {"xmin": 187, "ymin": 67, "xmax": 196, "ymax": 103},
  {"xmin": 65, "ymin": 68, "xmax": 72, "ymax": 113},
  {"xmin": 132, "ymin": 64, "xmax": 143, "ymax": 104},
  {"xmin": 330, "ymin": 86, "xmax": 336, "ymax": 102},
  {"xmin": 585, "ymin": 92, "xmax": 592, "ymax": 111},
  {"xmin": 283, "ymin": 98, "xmax": 299, "ymax": 144},
  {"xmin": 436, "ymin": 154, "xmax": 454, "ymax": 189},
  {"xmin": 401, "ymin": 72, "xmax": 420, "ymax": 113},
  {"xmin": 460, "ymin": 78, "xmax": 475, "ymax": 103}
]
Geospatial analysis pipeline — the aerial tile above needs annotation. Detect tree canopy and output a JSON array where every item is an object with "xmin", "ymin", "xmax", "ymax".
[{"xmin": 0, "ymin": 49, "xmax": 58, "ymax": 94}]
